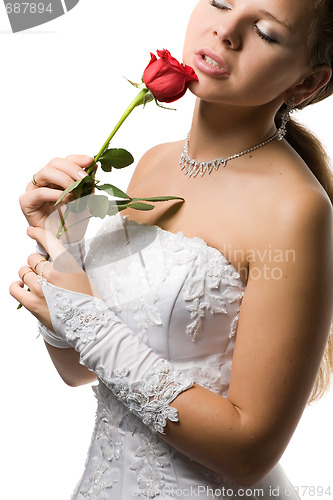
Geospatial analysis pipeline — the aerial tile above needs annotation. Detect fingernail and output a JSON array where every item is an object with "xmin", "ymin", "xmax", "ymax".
[{"xmin": 77, "ymin": 170, "xmax": 88, "ymax": 179}]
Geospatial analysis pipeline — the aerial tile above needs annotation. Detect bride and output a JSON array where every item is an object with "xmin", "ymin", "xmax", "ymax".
[{"xmin": 10, "ymin": 0, "xmax": 333, "ymax": 498}]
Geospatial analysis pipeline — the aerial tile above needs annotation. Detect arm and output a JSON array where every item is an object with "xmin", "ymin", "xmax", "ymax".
[
  {"xmin": 44, "ymin": 343, "xmax": 98, "ymax": 386},
  {"xmin": 161, "ymin": 188, "xmax": 333, "ymax": 485},
  {"xmin": 36, "ymin": 233, "xmax": 99, "ymax": 385},
  {"xmin": 15, "ymin": 154, "xmax": 98, "ymax": 385}
]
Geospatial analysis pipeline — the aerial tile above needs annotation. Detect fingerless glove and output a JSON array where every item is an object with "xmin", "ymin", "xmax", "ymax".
[{"xmin": 40, "ymin": 280, "xmax": 194, "ymax": 434}]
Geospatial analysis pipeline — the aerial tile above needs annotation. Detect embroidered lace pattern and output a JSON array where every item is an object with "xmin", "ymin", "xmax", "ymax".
[
  {"xmin": 53, "ymin": 292, "xmax": 115, "ymax": 344},
  {"xmin": 132, "ymin": 291, "xmax": 163, "ymax": 344},
  {"xmin": 95, "ymin": 360, "xmax": 194, "ymax": 434},
  {"xmin": 77, "ymin": 456, "xmax": 118, "ymax": 500},
  {"xmin": 182, "ymin": 247, "xmax": 245, "ymax": 341},
  {"xmin": 130, "ymin": 432, "xmax": 171, "ymax": 498},
  {"xmin": 71, "ymin": 385, "xmax": 125, "ymax": 500},
  {"xmin": 124, "ymin": 219, "xmax": 246, "ymax": 342}
]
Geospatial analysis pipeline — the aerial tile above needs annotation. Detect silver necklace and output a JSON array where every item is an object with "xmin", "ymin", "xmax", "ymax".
[{"xmin": 179, "ymin": 130, "xmax": 279, "ymax": 179}]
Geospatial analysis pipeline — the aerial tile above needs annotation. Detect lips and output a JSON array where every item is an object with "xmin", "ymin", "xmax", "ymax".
[{"xmin": 194, "ymin": 48, "xmax": 230, "ymax": 77}]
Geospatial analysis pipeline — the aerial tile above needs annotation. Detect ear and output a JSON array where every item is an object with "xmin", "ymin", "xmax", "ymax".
[{"xmin": 286, "ymin": 66, "xmax": 332, "ymax": 106}]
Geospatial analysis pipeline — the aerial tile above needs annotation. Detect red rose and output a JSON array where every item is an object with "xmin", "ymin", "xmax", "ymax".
[{"xmin": 143, "ymin": 49, "xmax": 198, "ymax": 103}]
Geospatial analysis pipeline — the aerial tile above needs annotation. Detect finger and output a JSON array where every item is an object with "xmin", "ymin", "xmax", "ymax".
[
  {"xmin": 21, "ymin": 186, "xmax": 73, "ymax": 208},
  {"xmin": 19, "ymin": 265, "xmax": 36, "ymax": 284},
  {"xmin": 27, "ymin": 227, "xmax": 83, "ymax": 274},
  {"xmin": 9, "ymin": 280, "xmax": 31, "ymax": 306},
  {"xmin": 28, "ymin": 160, "xmax": 89, "ymax": 192},
  {"xmin": 21, "ymin": 266, "xmax": 46, "ymax": 294},
  {"xmin": 27, "ymin": 254, "xmax": 51, "ymax": 275},
  {"xmin": 27, "ymin": 227, "xmax": 65, "ymax": 261},
  {"xmin": 46, "ymin": 156, "xmax": 93, "ymax": 179},
  {"xmin": 9, "ymin": 280, "xmax": 45, "ymax": 319},
  {"xmin": 29, "ymin": 169, "xmax": 79, "ymax": 191},
  {"xmin": 64, "ymin": 155, "xmax": 95, "ymax": 169}
]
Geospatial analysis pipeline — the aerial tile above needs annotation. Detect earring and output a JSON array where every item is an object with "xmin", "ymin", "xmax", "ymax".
[{"xmin": 277, "ymin": 96, "xmax": 295, "ymax": 141}]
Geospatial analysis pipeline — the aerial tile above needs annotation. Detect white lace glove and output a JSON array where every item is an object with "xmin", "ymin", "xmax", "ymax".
[{"xmin": 39, "ymin": 280, "xmax": 194, "ymax": 434}]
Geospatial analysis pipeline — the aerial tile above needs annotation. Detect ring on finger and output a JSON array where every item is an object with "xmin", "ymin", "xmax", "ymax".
[
  {"xmin": 34, "ymin": 258, "xmax": 47, "ymax": 272},
  {"xmin": 32, "ymin": 174, "xmax": 42, "ymax": 188},
  {"xmin": 21, "ymin": 268, "xmax": 35, "ymax": 283}
]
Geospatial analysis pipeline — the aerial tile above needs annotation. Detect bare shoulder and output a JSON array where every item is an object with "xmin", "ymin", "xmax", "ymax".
[
  {"xmin": 126, "ymin": 140, "xmax": 183, "ymax": 193},
  {"xmin": 270, "ymin": 183, "xmax": 332, "ymax": 277},
  {"xmin": 275, "ymin": 178, "xmax": 331, "ymax": 232},
  {"xmin": 281, "ymin": 189, "xmax": 330, "ymax": 255},
  {"xmin": 246, "ymin": 143, "xmax": 333, "ymax": 250}
]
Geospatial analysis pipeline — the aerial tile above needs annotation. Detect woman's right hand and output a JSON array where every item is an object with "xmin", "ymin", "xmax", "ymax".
[{"xmin": 20, "ymin": 155, "xmax": 94, "ymax": 229}]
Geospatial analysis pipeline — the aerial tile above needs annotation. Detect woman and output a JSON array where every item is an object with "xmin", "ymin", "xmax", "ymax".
[{"xmin": 10, "ymin": 0, "xmax": 333, "ymax": 498}]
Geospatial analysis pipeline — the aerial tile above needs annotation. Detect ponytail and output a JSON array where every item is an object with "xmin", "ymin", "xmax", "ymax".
[
  {"xmin": 280, "ymin": 115, "xmax": 333, "ymax": 402},
  {"xmin": 285, "ymin": 119, "xmax": 333, "ymax": 202}
]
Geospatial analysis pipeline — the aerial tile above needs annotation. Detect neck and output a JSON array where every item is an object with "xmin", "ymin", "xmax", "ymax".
[{"xmin": 188, "ymin": 99, "xmax": 278, "ymax": 161}]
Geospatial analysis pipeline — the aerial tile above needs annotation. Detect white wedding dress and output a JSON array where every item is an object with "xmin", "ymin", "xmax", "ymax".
[{"xmin": 41, "ymin": 213, "xmax": 300, "ymax": 500}]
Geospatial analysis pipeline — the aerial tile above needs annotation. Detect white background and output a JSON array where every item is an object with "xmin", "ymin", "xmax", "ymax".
[{"xmin": 0, "ymin": 1, "xmax": 332, "ymax": 499}]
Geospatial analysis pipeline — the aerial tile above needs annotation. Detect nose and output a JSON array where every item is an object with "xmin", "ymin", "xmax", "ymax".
[{"xmin": 213, "ymin": 15, "xmax": 242, "ymax": 49}]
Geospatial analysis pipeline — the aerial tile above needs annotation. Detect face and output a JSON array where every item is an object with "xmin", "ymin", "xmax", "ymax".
[{"xmin": 183, "ymin": 0, "xmax": 316, "ymax": 108}]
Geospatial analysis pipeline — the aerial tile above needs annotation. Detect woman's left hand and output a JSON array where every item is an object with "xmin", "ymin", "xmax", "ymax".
[{"xmin": 9, "ymin": 226, "xmax": 97, "ymax": 330}]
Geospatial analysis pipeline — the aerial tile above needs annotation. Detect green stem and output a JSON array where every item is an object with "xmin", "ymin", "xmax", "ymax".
[
  {"xmin": 56, "ymin": 207, "xmax": 70, "ymax": 239},
  {"xmin": 87, "ymin": 88, "xmax": 149, "ymax": 175},
  {"xmin": 37, "ymin": 208, "xmax": 71, "ymax": 263}
]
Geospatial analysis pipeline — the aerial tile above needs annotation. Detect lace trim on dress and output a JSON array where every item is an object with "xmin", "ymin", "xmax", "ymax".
[
  {"xmin": 95, "ymin": 360, "xmax": 194, "ymax": 434},
  {"xmin": 130, "ymin": 432, "xmax": 171, "ymax": 498},
  {"xmin": 183, "ymin": 248, "xmax": 245, "ymax": 341},
  {"xmin": 77, "ymin": 456, "xmax": 119, "ymax": 499},
  {"xmin": 132, "ymin": 291, "xmax": 163, "ymax": 344}
]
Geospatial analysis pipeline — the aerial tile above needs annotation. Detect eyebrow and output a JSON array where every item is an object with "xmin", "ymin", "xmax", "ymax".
[{"xmin": 259, "ymin": 9, "xmax": 294, "ymax": 32}]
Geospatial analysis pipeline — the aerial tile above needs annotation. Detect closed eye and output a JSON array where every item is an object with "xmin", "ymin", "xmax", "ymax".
[
  {"xmin": 210, "ymin": 1, "xmax": 279, "ymax": 44},
  {"xmin": 210, "ymin": 0, "xmax": 231, "ymax": 10},
  {"xmin": 254, "ymin": 25, "xmax": 278, "ymax": 44}
]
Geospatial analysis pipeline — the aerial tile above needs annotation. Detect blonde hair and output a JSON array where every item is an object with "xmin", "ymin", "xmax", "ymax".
[{"xmin": 275, "ymin": 0, "xmax": 333, "ymax": 402}]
